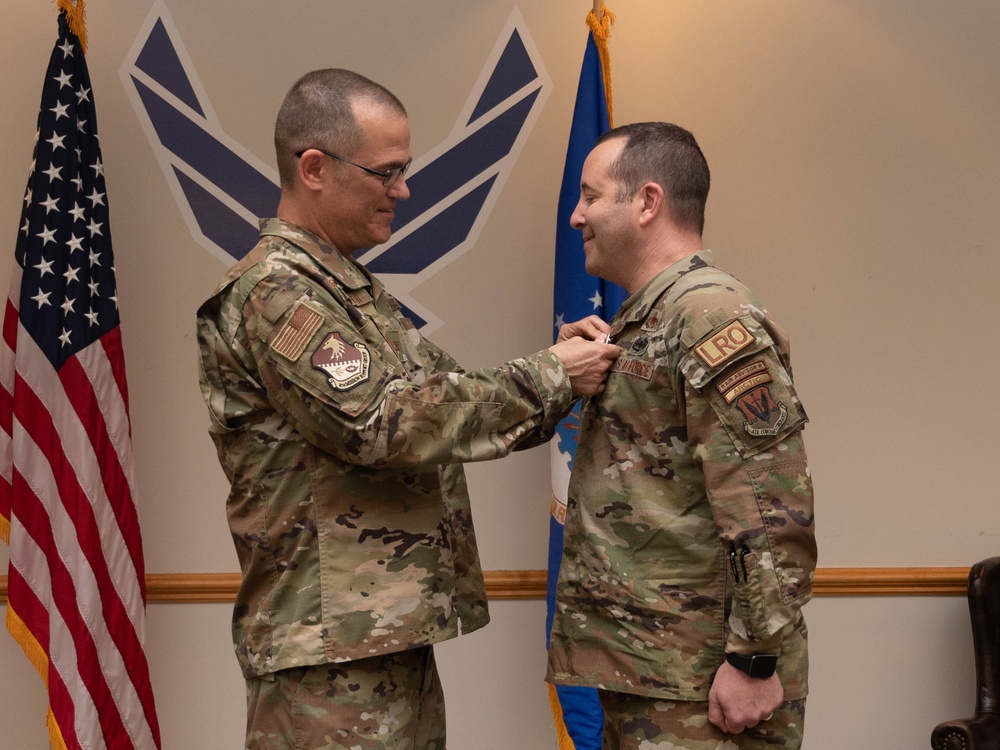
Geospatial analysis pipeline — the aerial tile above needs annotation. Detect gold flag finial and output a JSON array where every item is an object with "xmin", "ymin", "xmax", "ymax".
[
  {"xmin": 56, "ymin": 0, "xmax": 88, "ymax": 54},
  {"xmin": 586, "ymin": 3, "xmax": 615, "ymax": 128}
]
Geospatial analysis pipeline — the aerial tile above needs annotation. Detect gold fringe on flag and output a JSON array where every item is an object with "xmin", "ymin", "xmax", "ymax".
[
  {"xmin": 7, "ymin": 606, "xmax": 71, "ymax": 750},
  {"xmin": 55, "ymin": 0, "xmax": 88, "ymax": 55},
  {"xmin": 5, "ymin": 607, "xmax": 49, "ymax": 680},
  {"xmin": 47, "ymin": 706, "xmax": 70, "ymax": 750},
  {"xmin": 586, "ymin": 3, "xmax": 615, "ymax": 129}
]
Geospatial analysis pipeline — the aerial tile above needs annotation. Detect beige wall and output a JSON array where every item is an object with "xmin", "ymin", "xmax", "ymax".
[{"xmin": 2, "ymin": 0, "xmax": 998, "ymax": 747}]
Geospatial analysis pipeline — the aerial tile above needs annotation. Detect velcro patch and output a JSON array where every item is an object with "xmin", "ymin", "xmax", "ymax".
[
  {"xmin": 717, "ymin": 359, "xmax": 771, "ymax": 404},
  {"xmin": 271, "ymin": 304, "xmax": 323, "ymax": 361},
  {"xmin": 736, "ymin": 385, "xmax": 788, "ymax": 437},
  {"xmin": 311, "ymin": 333, "xmax": 371, "ymax": 391},
  {"xmin": 346, "ymin": 290, "xmax": 372, "ymax": 307},
  {"xmin": 612, "ymin": 357, "xmax": 653, "ymax": 381},
  {"xmin": 694, "ymin": 320, "xmax": 755, "ymax": 368}
]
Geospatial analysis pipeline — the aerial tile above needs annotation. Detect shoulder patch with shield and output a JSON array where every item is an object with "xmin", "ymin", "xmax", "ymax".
[{"xmin": 311, "ymin": 332, "xmax": 372, "ymax": 391}]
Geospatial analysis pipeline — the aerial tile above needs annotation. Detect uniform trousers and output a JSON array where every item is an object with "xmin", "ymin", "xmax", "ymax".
[
  {"xmin": 245, "ymin": 646, "xmax": 445, "ymax": 750},
  {"xmin": 598, "ymin": 690, "xmax": 806, "ymax": 750}
]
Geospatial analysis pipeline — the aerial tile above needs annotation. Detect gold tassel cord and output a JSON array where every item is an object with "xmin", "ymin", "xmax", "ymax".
[
  {"xmin": 586, "ymin": 5, "xmax": 615, "ymax": 129},
  {"xmin": 55, "ymin": 0, "xmax": 88, "ymax": 54}
]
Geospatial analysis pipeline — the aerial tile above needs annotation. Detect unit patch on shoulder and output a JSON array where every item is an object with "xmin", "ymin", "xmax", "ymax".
[
  {"xmin": 694, "ymin": 319, "xmax": 755, "ymax": 368},
  {"xmin": 735, "ymin": 384, "xmax": 788, "ymax": 437},
  {"xmin": 271, "ymin": 304, "xmax": 323, "ymax": 361},
  {"xmin": 311, "ymin": 332, "xmax": 372, "ymax": 391},
  {"xmin": 716, "ymin": 359, "xmax": 772, "ymax": 404}
]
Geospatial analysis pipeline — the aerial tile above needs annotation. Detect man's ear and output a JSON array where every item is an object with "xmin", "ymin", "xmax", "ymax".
[
  {"xmin": 636, "ymin": 182, "xmax": 665, "ymax": 227},
  {"xmin": 297, "ymin": 149, "xmax": 326, "ymax": 193}
]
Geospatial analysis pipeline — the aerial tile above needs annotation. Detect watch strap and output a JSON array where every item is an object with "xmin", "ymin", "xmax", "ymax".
[{"xmin": 725, "ymin": 652, "xmax": 778, "ymax": 679}]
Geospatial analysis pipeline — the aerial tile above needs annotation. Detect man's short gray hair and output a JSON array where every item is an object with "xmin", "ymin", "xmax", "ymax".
[{"xmin": 274, "ymin": 69, "xmax": 407, "ymax": 190}]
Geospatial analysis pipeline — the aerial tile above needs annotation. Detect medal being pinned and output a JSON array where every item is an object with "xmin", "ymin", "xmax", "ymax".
[{"xmin": 311, "ymin": 332, "xmax": 371, "ymax": 390}]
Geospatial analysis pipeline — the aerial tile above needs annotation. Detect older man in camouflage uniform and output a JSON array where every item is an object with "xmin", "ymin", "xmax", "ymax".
[
  {"xmin": 546, "ymin": 122, "xmax": 817, "ymax": 749},
  {"xmin": 196, "ymin": 69, "xmax": 618, "ymax": 750}
]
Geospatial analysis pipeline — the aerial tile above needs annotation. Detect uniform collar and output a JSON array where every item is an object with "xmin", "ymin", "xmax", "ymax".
[
  {"xmin": 259, "ymin": 217, "xmax": 381, "ymax": 295},
  {"xmin": 609, "ymin": 250, "xmax": 715, "ymax": 333}
]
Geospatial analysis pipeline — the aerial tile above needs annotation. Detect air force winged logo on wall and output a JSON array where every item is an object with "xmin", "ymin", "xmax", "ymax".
[{"xmin": 121, "ymin": 2, "xmax": 550, "ymax": 334}]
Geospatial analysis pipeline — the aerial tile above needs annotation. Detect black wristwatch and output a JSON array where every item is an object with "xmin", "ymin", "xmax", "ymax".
[{"xmin": 725, "ymin": 652, "xmax": 778, "ymax": 679}]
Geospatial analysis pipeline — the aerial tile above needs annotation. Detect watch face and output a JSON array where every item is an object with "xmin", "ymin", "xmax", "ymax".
[{"xmin": 750, "ymin": 655, "xmax": 777, "ymax": 679}]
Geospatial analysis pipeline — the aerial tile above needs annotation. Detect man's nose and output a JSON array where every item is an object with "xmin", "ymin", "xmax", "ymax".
[{"xmin": 388, "ymin": 174, "xmax": 410, "ymax": 201}]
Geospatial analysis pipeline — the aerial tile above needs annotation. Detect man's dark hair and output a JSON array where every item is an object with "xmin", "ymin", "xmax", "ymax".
[
  {"xmin": 274, "ymin": 69, "xmax": 407, "ymax": 190},
  {"xmin": 596, "ymin": 122, "xmax": 710, "ymax": 235}
]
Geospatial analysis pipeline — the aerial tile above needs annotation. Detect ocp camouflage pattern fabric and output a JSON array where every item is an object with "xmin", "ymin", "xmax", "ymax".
[
  {"xmin": 198, "ymin": 219, "xmax": 574, "ymax": 677},
  {"xmin": 548, "ymin": 251, "xmax": 816, "ymax": 702}
]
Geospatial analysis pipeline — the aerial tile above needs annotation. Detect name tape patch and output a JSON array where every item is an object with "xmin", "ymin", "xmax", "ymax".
[{"xmin": 612, "ymin": 357, "xmax": 653, "ymax": 381}]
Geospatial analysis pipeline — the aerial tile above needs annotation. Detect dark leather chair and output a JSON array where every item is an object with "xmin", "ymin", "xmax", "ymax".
[{"xmin": 931, "ymin": 557, "xmax": 1000, "ymax": 749}]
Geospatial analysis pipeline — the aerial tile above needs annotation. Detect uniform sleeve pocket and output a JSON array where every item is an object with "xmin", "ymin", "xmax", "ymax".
[
  {"xmin": 748, "ymin": 460, "xmax": 816, "ymax": 604},
  {"xmin": 679, "ymin": 315, "xmax": 809, "ymax": 459},
  {"xmin": 728, "ymin": 545, "xmax": 771, "ymax": 641},
  {"xmin": 267, "ymin": 302, "xmax": 391, "ymax": 420},
  {"xmin": 695, "ymin": 352, "xmax": 808, "ymax": 459}
]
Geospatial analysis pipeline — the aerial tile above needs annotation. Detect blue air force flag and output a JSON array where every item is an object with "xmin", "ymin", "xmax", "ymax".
[{"xmin": 546, "ymin": 21, "xmax": 627, "ymax": 750}]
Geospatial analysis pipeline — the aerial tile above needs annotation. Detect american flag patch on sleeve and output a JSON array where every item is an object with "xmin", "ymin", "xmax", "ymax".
[{"xmin": 271, "ymin": 303, "xmax": 323, "ymax": 361}]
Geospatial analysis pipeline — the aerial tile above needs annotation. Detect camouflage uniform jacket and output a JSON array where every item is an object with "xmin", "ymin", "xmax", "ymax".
[
  {"xmin": 547, "ymin": 251, "xmax": 816, "ymax": 701},
  {"xmin": 197, "ymin": 219, "xmax": 573, "ymax": 678}
]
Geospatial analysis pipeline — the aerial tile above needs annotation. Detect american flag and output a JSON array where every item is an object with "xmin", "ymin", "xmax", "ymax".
[{"xmin": 0, "ymin": 12, "xmax": 161, "ymax": 750}]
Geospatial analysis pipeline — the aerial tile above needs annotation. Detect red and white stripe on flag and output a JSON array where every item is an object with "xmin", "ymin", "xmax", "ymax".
[{"xmin": 0, "ymin": 9, "xmax": 161, "ymax": 750}]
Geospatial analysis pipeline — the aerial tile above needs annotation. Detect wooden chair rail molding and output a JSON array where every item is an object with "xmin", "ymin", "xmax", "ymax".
[{"xmin": 0, "ymin": 567, "xmax": 973, "ymax": 604}]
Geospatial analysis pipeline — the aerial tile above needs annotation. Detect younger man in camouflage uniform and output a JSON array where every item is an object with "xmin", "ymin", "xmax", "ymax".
[
  {"xmin": 547, "ymin": 122, "xmax": 817, "ymax": 749},
  {"xmin": 196, "ymin": 69, "xmax": 619, "ymax": 750}
]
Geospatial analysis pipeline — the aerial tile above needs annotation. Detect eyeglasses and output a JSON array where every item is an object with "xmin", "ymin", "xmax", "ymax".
[{"xmin": 295, "ymin": 148, "xmax": 411, "ymax": 187}]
